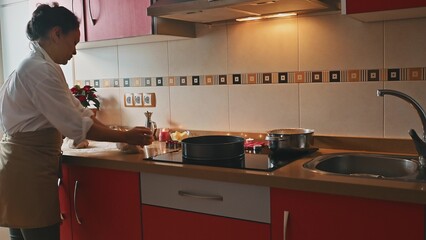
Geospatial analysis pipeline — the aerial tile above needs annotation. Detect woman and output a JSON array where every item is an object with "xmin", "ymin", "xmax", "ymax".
[{"xmin": 0, "ymin": 3, "xmax": 153, "ymax": 240}]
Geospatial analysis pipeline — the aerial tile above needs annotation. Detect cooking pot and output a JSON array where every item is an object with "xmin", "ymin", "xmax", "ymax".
[
  {"xmin": 265, "ymin": 128, "xmax": 314, "ymax": 152},
  {"xmin": 182, "ymin": 135, "xmax": 245, "ymax": 161}
]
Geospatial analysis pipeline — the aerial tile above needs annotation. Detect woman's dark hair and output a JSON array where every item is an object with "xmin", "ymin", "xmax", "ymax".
[{"xmin": 26, "ymin": 2, "xmax": 80, "ymax": 41}]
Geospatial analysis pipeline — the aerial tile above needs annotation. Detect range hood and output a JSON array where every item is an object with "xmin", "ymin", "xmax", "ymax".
[{"xmin": 147, "ymin": 0, "xmax": 340, "ymax": 23}]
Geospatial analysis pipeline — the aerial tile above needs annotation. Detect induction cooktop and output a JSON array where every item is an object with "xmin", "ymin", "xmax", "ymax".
[{"xmin": 145, "ymin": 148, "xmax": 318, "ymax": 172}]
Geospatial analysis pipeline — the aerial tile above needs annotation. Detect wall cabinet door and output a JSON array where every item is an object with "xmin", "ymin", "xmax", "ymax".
[
  {"xmin": 346, "ymin": 0, "xmax": 426, "ymax": 14},
  {"xmin": 83, "ymin": 0, "xmax": 151, "ymax": 41},
  {"xmin": 142, "ymin": 205, "xmax": 270, "ymax": 240},
  {"xmin": 271, "ymin": 188, "xmax": 425, "ymax": 240},
  {"xmin": 28, "ymin": 0, "xmax": 86, "ymax": 42},
  {"xmin": 69, "ymin": 166, "xmax": 142, "ymax": 240}
]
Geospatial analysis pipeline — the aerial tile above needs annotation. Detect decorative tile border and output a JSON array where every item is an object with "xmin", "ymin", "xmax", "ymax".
[{"xmin": 75, "ymin": 67, "xmax": 426, "ymax": 88}]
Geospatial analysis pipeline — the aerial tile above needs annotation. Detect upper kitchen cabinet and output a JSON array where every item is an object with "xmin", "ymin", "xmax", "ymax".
[
  {"xmin": 83, "ymin": 0, "xmax": 150, "ymax": 41},
  {"xmin": 29, "ymin": 0, "xmax": 195, "ymax": 48},
  {"xmin": 342, "ymin": 0, "xmax": 426, "ymax": 22},
  {"xmin": 29, "ymin": 0, "xmax": 86, "ymax": 42}
]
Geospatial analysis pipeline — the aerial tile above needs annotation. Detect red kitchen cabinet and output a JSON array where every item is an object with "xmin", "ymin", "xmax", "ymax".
[
  {"xmin": 83, "ymin": 0, "xmax": 151, "ymax": 41},
  {"xmin": 28, "ymin": 0, "xmax": 86, "ymax": 42},
  {"xmin": 29, "ymin": 0, "xmax": 151, "ymax": 42},
  {"xmin": 142, "ymin": 204, "xmax": 270, "ymax": 240},
  {"xmin": 271, "ymin": 188, "xmax": 425, "ymax": 240},
  {"xmin": 345, "ymin": 0, "xmax": 426, "ymax": 14},
  {"xmin": 343, "ymin": 0, "xmax": 426, "ymax": 21},
  {"xmin": 68, "ymin": 166, "xmax": 142, "ymax": 240},
  {"xmin": 58, "ymin": 165, "xmax": 72, "ymax": 240}
]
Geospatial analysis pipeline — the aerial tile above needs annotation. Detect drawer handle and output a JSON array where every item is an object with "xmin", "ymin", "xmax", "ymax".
[
  {"xmin": 73, "ymin": 180, "xmax": 82, "ymax": 225},
  {"xmin": 178, "ymin": 190, "xmax": 223, "ymax": 201},
  {"xmin": 88, "ymin": 0, "xmax": 98, "ymax": 25},
  {"xmin": 283, "ymin": 211, "xmax": 289, "ymax": 240}
]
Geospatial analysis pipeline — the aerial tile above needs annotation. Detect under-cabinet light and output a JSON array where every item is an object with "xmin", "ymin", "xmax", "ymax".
[
  {"xmin": 236, "ymin": 16, "xmax": 262, "ymax": 22},
  {"xmin": 236, "ymin": 12, "xmax": 297, "ymax": 22}
]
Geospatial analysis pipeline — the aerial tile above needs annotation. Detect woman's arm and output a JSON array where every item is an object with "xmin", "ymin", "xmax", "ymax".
[{"xmin": 86, "ymin": 118, "xmax": 153, "ymax": 146}]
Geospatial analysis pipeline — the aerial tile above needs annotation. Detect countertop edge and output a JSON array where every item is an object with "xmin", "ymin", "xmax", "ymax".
[{"xmin": 62, "ymin": 148, "xmax": 426, "ymax": 205}]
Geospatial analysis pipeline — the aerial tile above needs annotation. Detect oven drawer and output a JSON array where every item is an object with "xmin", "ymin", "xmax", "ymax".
[{"xmin": 140, "ymin": 173, "xmax": 270, "ymax": 223}]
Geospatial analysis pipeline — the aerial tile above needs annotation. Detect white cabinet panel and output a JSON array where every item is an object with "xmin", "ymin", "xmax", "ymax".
[{"xmin": 141, "ymin": 172, "xmax": 270, "ymax": 223}]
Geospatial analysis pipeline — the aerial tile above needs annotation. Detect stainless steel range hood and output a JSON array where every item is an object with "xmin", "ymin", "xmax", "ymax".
[{"xmin": 148, "ymin": 0, "xmax": 340, "ymax": 23}]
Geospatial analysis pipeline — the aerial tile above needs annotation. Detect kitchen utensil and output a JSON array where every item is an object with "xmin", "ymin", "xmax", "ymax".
[
  {"xmin": 265, "ymin": 128, "xmax": 314, "ymax": 152},
  {"xmin": 181, "ymin": 135, "xmax": 245, "ymax": 161},
  {"xmin": 144, "ymin": 111, "xmax": 158, "ymax": 140}
]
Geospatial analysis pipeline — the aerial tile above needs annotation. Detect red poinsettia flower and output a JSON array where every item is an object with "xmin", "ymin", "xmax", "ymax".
[{"xmin": 70, "ymin": 85, "xmax": 100, "ymax": 110}]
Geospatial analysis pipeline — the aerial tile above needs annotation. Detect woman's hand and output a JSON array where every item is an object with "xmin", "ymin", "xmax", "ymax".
[{"xmin": 124, "ymin": 127, "xmax": 154, "ymax": 146}]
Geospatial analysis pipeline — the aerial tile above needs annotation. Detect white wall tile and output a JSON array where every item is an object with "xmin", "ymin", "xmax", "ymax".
[
  {"xmin": 383, "ymin": 81, "xmax": 426, "ymax": 139},
  {"xmin": 299, "ymin": 14, "xmax": 384, "ymax": 70},
  {"xmin": 66, "ymin": 12, "xmax": 426, "ymax": 140},
  {"xmin": 61, "ymin": 59, "xmax": 74, "ymax": 87},
  {"xmin": 300, "ymin": 82, "xmax": 384, "ymax": 137},
  {"xmin": 120, "ymin": 87, "xmax": 171, "ymax": 128},
  {"xmin": 95, "ymin": 88, "xmax": 122, "ymax": 126},
  {"xmin": 74, "ymin": 46, "xmax": 118, "ymax": 80},
  {"xmin": 385, "ymin": 17, "xmax": 426, "ymax": 68},
  {"xmin": 229, "ymin": 84, "xmax": 299, "ymax": 132},
  {"xmin": 170, "ymin": 85, "xmax": 229, "ymax": 131},
  {"xmin": 0, "ymin": 1, "xmax": 30, "ymax": 80},
  {"xmin": 227, "ymin": 17, "xmax": 298, "ymax": 73},
  {"xmin": 118, "ymin": 42, "xmax": 168, "ymax": 78},
  {"xmin": 168, "ymin": 24, "xmax": 227, "ymax": 76}
]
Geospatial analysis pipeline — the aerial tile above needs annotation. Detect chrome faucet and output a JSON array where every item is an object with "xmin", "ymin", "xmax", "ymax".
[{"xmin": 377, "ymin": 89, "xmax": 426, "ymax": 167}]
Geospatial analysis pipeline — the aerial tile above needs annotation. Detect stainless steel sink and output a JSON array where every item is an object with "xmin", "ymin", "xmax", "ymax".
[{"xmin": 303, "ymin": 153, "xmax": 423, "ymax": 181}]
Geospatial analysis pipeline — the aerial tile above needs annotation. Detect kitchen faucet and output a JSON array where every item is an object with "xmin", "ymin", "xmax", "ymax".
[{"xmin": 377, "ymin": 89, "xmax": 426, "ymax": 167}]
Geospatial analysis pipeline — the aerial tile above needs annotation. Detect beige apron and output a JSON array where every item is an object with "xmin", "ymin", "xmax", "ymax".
[{"xmin": 0, "ymin": 128, "xmax": 63, "ymax": 228}]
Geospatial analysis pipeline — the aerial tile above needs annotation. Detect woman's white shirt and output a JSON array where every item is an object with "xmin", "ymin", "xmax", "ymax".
[{"xmin": 0, "ymin": 42, "xmax": 93, "ymax": 144}]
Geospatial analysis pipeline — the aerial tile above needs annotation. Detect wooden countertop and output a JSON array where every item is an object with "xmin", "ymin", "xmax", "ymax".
[{"xmin": 62, "ymin": 141, "xmax": 426, "ymax": 205}]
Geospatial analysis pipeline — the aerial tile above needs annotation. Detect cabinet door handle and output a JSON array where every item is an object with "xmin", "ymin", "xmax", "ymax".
[
  {"xmin": 88, "ymin": 0, "xmax": 97, "ymax": 25},
  {"xmin": 71, "ymin": 0, "xmax": 74, "ymax": 12},
  {"xmin": 73, "ymin": 180, "xmax": 83, "ymax": 224},
  {"xmin": 178, "ymin": 190, "xmax": 224, "ymax": 201},
  {"xmin": 283, "ymin": 211, "xmax": 289, "ymax": 240}
]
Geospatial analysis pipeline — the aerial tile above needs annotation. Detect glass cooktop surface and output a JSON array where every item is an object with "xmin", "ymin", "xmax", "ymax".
[{"xmin": 145, "ymin": 148, "xmax": 318, "ymax": 172}]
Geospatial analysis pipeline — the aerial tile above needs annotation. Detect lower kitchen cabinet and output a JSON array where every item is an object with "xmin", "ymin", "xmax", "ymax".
[
  {"xmin": 59, "ymin": 165, "xmax": 72, "ymax": 240},
  {"xmin": 66, "ymin": 165, "xmax": 142, "ymax": 240},
  {"xmin": 271, "ymin": 188, "xmax": 425, "ymax": 240},
  {"xmin": 142, "ymin": 205, "xmax": 270, "ymax": 240},
  {"xmin": 140, "ymin": 172, "xmax": 271, "ymax": 240}
]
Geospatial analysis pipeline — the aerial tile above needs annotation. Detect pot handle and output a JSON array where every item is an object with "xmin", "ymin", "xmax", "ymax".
[
  {"xmin": 265, "ymin": 136, "xmax": 278, "ymax": 141},
  {"xmin": 265, "ymin": 136, "xmax": 288, "ymax": 141}
]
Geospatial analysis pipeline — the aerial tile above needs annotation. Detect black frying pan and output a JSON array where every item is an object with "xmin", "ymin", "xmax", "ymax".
[{"xmin": 181, "ymin": 135, "xmax": 245, "ymax": 161}]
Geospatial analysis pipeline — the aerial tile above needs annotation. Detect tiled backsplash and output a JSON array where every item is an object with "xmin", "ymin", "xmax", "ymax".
[
  {"xmin": 73, "ymin": 13, "xmax": 426, "ymax": 140},
  {"xmin": 76, "ymin": 66, "xmax": 426, "ymax": 87}
]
